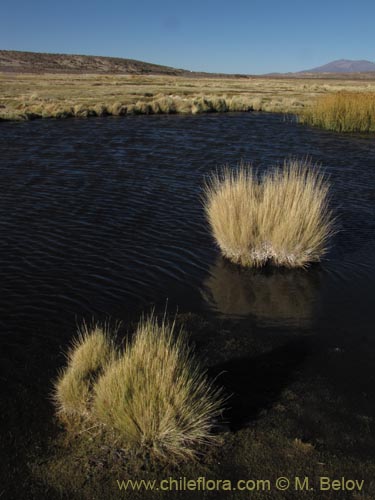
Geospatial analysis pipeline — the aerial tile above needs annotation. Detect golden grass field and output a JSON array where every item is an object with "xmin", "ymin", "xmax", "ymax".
[
  {"xmin": 300, "ymin": 91, "xmax": 375, "ymax": 132},
  {"xmin": 1, "ymin": 72, "xmax": 375, "ymax": 121}
]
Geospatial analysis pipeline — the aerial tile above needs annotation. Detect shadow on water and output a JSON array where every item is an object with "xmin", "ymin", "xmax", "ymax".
[
  {"xmin": 209, "ymin": 337, "xmax": 312, "ymax": 431},
  {"xmin": 201, "ymin": 256, "xmax": 322, "ymax": 326}
]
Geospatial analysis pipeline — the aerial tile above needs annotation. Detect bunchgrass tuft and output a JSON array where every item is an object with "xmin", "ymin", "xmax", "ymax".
[
  {"xmin": 300, "ymin": 92, "xmax": 375, "ymax": 133},
  {"xmin": 53, "ymin": 322, "xmax": 116, "ymax": 420},
  {"xmin": 53, "ymin": 315, "xmax": 225, "ymax": 461},
  {"xmin": 93, "ymin": 313, "xmax": 224, "ymax": 461},
  {"xmin": 204, "ymin": 159, "xmax": 335, "ymax": 268}
]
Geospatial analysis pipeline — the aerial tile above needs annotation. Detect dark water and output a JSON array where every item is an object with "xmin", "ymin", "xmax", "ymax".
[{"xmin": 0, "ymin": 112, "xmax": 374, "ymax": 342}]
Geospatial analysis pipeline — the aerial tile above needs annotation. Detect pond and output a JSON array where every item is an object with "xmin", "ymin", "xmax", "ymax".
[
  {"xmin": 1, "ymin": 112, "xmax": 374, "ymax": 342},
  {"xmin": 2, "ymin": 112, "xmax": 375, "ymax": 497}
]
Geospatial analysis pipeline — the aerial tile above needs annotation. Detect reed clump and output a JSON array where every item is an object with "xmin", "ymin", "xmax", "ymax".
[
  {"xmin": 204, "ymin": 159, "xmax": 335, "ymax": 268},
  {"xmin": 53, "ymin": 315, "xmax": 224, "ymax": 461},
  {"xmin": 300, "ymin": 92, "xmax": 375, "ymax": 132}
]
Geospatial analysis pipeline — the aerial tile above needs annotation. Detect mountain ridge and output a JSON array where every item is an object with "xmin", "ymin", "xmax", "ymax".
[
  {"xmin": 1, "ymin": 50, "xmax": 375, "ymax": 77},
  {"xmin": 0, "ymin": 49, "xmax": 188, "ymax": 75},
  {"xmin": 0, "ymin": 49, "xmax": 247, "ymax": 78}
]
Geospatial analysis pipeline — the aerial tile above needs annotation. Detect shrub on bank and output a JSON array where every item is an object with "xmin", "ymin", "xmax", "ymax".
[{"xmin": 204, "ymin": 159, "xmax": 335, "ymax": 268}]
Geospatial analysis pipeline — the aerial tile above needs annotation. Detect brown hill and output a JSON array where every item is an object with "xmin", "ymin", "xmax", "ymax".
[{"xmin": 0, "ymin": 50, "xmax": 188, "ymax": 75}]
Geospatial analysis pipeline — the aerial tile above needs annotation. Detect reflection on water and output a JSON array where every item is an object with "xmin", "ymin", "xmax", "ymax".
[{"xmin": 202, "ymin": 257, "xmax": 321, "ymax": 327}]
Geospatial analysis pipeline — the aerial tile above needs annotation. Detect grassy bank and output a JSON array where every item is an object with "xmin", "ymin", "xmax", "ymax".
[
  {"xmin": 300, "ymin": 91, "xmax": 375, "ymax": 133},
  {"xmin": 1, "ymin": 73, "xmax": 375, "ymax": 121},
  {"xmin": 4, "ymin": 312, "xmax": 372, "ymax": 499}
]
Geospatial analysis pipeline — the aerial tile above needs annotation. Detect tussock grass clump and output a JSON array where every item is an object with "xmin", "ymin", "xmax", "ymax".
[
  {"xmin": 53, "ymin": 323, "xmax": 115, "ymax": 420},
  {"xmin": 93, "ymin": 314, "xmax": 224, "ymax": 460},
  {"xmin": 53, "ymin": 315, "xmax": 224, "ymax": 461},
  {"xmin": 300, "ymin": 92, "xmax": 375, "ymax": 132},
  {"xmin": 204, "ymin": 159, "xmax": 335, "ymax": 268}
]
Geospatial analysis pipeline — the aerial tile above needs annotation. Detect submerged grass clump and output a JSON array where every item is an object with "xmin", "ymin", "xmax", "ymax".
[
  {"xmin": 204, "ymin": 159, "xmax": 335, "ymax": 268},
  {"xmin": 53, "ymin": 315, "xmax": 224, "ymax": 461},
  {"xmin": 300, "ymin": 92, "xmax": 375, "ymax": 133}
]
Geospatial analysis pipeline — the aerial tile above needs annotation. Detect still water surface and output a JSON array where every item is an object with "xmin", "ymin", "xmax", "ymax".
[{"xmin": 0, "ymin": 112, "xmax": 374, "ymax": 341}]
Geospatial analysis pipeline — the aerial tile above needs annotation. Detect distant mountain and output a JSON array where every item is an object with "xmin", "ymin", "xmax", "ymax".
[{"xmin": 301, "ymin": 59, "xmax": 375, "ymax": 73}]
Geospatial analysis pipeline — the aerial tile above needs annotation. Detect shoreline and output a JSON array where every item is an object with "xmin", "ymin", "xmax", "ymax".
[
  {"xmin": 2, "ymin": 72, "xmax": 375, "ymax": 122},
  {"xmin": 1, "ymin": 312, "xmax": 375, "ymax": 499}
]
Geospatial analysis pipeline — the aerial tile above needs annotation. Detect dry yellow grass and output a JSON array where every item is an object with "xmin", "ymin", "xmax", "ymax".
[
  {"xmin": 53, "ymin": 314, "xmax": 224, "ymax": 461},
  {"xmin": 2, "ymin": 72, "xmax": 375, "ymax": 120},
  {"xmin": 204, "ymin": 159, "xmax": 335, "ymax": 268},
  {"xmin": 93, "ymin": 313, "xmax": 224, "ymax": 461},
  {"xmin": 53, "ymin": 323, "xmax": 116, "ymax": 420},
  {"xmin": 300, "ymin": 91, "xmax": 375, "ymax": 132}
]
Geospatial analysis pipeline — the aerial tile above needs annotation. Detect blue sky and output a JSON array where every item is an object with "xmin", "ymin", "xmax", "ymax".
[{"xmin": 1, "ymin": 0, "xmax": 374, "ymax": 74}]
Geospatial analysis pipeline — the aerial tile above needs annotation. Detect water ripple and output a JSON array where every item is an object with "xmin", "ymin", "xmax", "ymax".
[{"xmin": 0, "ymin": 113, "xmax": 374, "ymax": 337}]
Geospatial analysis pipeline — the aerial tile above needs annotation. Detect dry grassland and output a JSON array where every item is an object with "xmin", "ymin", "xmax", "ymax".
[{"xmin": 1, "ymin": 72, "xmax": 375, "ymax": 120}]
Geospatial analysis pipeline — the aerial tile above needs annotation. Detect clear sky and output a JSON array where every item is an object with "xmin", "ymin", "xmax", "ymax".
[{"xmin": 1, "ymin": 0, "xmax": 374, "ymax": 74}]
